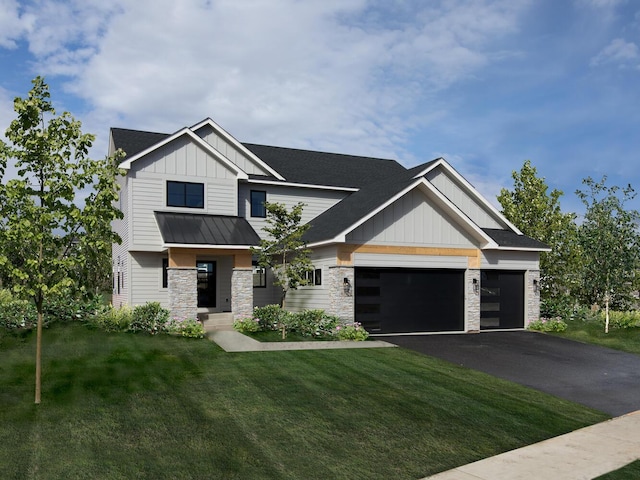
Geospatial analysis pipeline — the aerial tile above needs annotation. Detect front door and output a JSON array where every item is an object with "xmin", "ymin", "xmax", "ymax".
[{"xmin": 197, "ymin": 261, "xmax": 216, "ymax": 308}]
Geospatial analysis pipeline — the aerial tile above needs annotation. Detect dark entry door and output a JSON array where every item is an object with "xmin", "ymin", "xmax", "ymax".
[
  {"xmin": 480, "ymin": 270, "xmax": 524, "ymax": 329},
  {"xmin": 355, "ymin": 268, "xmax": 464, "ymax": 334},
  {"xmin": 197, "ymin": 261, "xmax": 216, "ymax": 308}
]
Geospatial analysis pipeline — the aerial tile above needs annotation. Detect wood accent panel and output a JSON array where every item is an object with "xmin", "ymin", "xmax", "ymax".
[
  {"xmin": 338, "ymin": 244, "xmax": 481, "ymax": 267},
  {"xmin": 234, "ymin": 253, "xmax": 252, "ymax": 269},
  {"xmin": 168, "ymin": 247, "xmax": 253, "ymax": 267},
  {"xmin": 168, "ymin": 248, "xmax": 196, "ymax": 268}
]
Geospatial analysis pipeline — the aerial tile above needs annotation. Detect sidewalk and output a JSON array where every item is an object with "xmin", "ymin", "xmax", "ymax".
[
  {"xmin": 207, "ymin": 329, "xmax": 397, "ymax": 352},
  {"xmin": 424, "ymin": 411, "xmax": 640, "ymax": 480}
]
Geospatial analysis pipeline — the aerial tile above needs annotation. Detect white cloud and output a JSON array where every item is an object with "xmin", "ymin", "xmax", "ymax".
[
  {"xmin": 0, "ymin": 0, "xmax": 35, "ymax": 48},
  {"xmin": 6, "ymin": 0, "xmax": 531, "ymax": 161},
  {"xmin": 590, "ymin": 38, "xmax": 640, "ymax": 67}
]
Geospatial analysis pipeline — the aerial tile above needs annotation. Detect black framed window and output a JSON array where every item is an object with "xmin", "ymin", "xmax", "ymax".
[
  {"xmin": 253, "ymin": 262, "xmax": 266, "ymax": 288},
  {"xmin": 250, "ymin": 190, "xmax": 267, "ymax": 217},
  {"xmin": 167, "ymin": 181, "xmax": 204, "ymax": 208},
  {"xmin": 314, "ymin": 268, "xmax": 322, "ymax": 286},
  {"xmin": 162, "ymin": 258, "xmax": 169, "ymax": 288}
]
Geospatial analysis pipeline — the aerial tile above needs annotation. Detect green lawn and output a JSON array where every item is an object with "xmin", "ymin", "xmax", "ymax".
[
  {"xmin": 1, "ymin": 323, "xmax": 608, "ymax": 479},
  {"xmin": 595, "ymin": 460, "xmax": 640, "ymax": 479},
  {"xmin": 553, "ymin": 318, "xmax": 640, "ymax": 355}
]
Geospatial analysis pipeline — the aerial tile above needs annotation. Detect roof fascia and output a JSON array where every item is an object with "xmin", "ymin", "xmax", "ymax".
[
  {"xmin": 119, "ymin": 128, "xmax": 248, "ymax": 180},
  {"xmin": 326, "ymin": 178, "xmax": 498, "ymax": 248},
  {"xmin": 162, "ymin": 243, "xmax": 254, "ymax": 250},
  {"xmin": 485, "ymin": 245, "xmax": 552, "ymax": 253},
  {"xmin": 411, "ymin": 157, "xmax": 445, "ymax": 178},
  {"xmin": 420, "ymin": 158, "xmax": 524, "ymax": 235},
  {"xmin": 245, "ymin": 178, "xmax": 359, "ymax": 192},
  {"xmin": 191, "ymin": 118, "xmax": 285, "ymax": 180}
]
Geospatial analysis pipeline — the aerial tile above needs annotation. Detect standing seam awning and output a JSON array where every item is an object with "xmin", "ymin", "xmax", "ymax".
[{"xmin": 154, "ymin": 212, "xmax": 261, "ymax": 246}]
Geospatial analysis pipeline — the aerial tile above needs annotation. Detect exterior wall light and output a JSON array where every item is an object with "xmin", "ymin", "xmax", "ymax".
[
  {"xmin": 472, "ymin": 278, "xmax": 479, "ymax": 295},
  {"xmin": 533, "ymin": 279, "xmax": 539, "ymax": 293},
  {"xmin": 343, "ymin": 277, "xmax": 352, "ymax": 296}
]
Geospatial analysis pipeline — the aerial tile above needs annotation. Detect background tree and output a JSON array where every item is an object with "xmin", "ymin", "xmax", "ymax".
[
  {"xmin": 497, "ymin": 160, "xmax": 580, "ymax": 316},
  {"xmin": 252, "ymin": 201, "xmax": 313, "ymax": 334},
  {"xmin": 575, "ymin": 176, "xmax": 640, "ymax": 333},
  {"xmin": 0, "ymin": 77, "xmax": 124, "ymax": 403}
]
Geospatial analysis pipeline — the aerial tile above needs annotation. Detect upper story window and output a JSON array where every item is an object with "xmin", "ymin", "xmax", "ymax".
[
  {"xmin": 167, "ymin": 181, "xmax": 204, "ymax": 208},
  {"xmin": 250, "ymin": 190, "xmax": 267, "ymax": 218}
]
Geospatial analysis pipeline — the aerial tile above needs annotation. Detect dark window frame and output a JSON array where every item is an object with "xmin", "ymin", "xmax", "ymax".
[
  {"xmin": 167, "ymin": 181, "xmax": 204, "ymax": 208},
  {"xmin": 162, "ymin": 258, "xmax": 169, "ymax": 289},
  {"xmin": 250, "ymin": 190, "xmax": 267, "ymax": 218},
  {"xmin": 252, "ymin": 262, "xmax": 266, "ymax": 288}
]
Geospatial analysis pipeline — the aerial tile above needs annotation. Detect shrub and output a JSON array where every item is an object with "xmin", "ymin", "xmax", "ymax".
[
  {"xmin": 89, "ymin": 306, "xmax": 132, "ymax": 332},
  {"xmin": 252, "ymin": 304, "xmax": 287, "ymax": 331},
  {"xmin": 129, "ymin": 302, "xmax": 170, "ymax": 335},
  {"xmin": 334, "ymin": 322, "xmax": 369, "ymax": 341},
  {"xmin": 292, "ymin": 310, "xmax": 341, "ymax": 337},
  {"xmin": 44, "ymin": 291, "xmax": 106, "ymax": 324},
  {"xmin": 233, "ymin": 317, "xmax": 262, "ymax": 334},
  {"xmin": 0, "ymin": 298, "xmax": 37, "ymax": 330},
  {"xmin": 598, "ymin": 310, "xmax": 640, "ymax": 330},
  {"xmin": 528, "ymin": 317, "xmax": 568, "ymax": 333},
  {"xmin": 167, "ymin": 318, "xmax": 205, "ymax": 339}
]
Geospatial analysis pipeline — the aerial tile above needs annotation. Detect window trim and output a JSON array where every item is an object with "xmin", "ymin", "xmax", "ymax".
[
  {"xmin": 167, "ymin": 181, "xmax": 205, "ymax": 209},
  {"xmin": 250, "ymin": 190, "xmax": 267, "ymax": 218}
]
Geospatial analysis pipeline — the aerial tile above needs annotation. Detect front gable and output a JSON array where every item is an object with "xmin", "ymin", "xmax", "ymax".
[
  {"xmin": 192, "ymin": 118, "xmax": 284, "ymax": 179},
  {"xmin": 346, "ymin": 186, "xmax": 479, "ymax": 248},
  {"xmin": 423, "ymin": 160, "xmax": 519, "ymax": 232}
]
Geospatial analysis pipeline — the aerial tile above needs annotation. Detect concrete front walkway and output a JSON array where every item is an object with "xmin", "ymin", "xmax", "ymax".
[
  {"xmin": 424, "ymin": 411, "xmax": 640, "ymax": 480},
  {"xmin": 207, "ymin": 329, "xmax": 397, "ymax": 352}
]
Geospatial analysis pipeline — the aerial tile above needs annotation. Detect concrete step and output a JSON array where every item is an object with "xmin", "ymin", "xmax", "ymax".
[{"xmin": 199, "ymin": 312, "xmax": 234, "ymax": 332}]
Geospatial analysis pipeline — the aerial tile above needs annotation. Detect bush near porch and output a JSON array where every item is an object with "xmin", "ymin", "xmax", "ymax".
[{"xmin": 233, "ymin": 304, "xmax": 369, "ymax": 341}]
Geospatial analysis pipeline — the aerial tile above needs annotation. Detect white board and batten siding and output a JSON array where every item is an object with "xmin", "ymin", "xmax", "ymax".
[
  {"xmin": 128, "ymin": 137, "xmax": 238, "ymax": 251},
  {"xmin": 353, "ymin": 253, "xmax": 469, "ymax": 269},
  {"xmin": 285, "ymin": 247, "xmax": 337, "ymax": 313},
  {"xmin": 347, "ymin": 188, "xmax": 477, "ymax": 248},
  {"xmin": 425, "ymin": 167, "xmax": 504, "ymax": 230},
  {"xmin": 481, "ymin": 251, "xmax": 540, "ymax": 270},
  {"xmin": 130, "ymin": 252, "xmax": 169, "ymax": 307},
  {"xmin": 195, "ymin": 125, "xmax": 272, "ymax": 176},
  {"xmin": 239, "ymin": 184, "xmax": 348, "ymax": 237}
]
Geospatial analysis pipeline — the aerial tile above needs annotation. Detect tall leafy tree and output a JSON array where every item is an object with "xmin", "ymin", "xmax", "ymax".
[
  {"xmin": 252, "ymin": 201, "xmax": 313, "ymax": 311},
  {"xmin": 0, "ymin": 77, "xmax": 124, "ymax": 403},
  {"xmin": 497, "ymin": 160, "xmax": 580, "ymax": 316},
  {"xmin": 576, "ymin": 177, "xmax": 640, "ymax": 332}
]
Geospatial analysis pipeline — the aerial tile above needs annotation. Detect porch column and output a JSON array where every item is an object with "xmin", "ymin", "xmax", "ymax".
[
  {"xmin": 328, "ymin": 266, "xmax": 355, "ymax": 321},
  {"xmin": 466, "ymin": 269, "xmax": 481, "ymax": 332},
  {"xmin": 526, "ymin": 270, "xmax": 541, "ymax": 326},
  {"xmin": 231, "ymin": 253, "xmax": 253, "ymax": 320},
  {"xmin": 168, "ymin": 248, "xmax": 197, "ymax": 321}
]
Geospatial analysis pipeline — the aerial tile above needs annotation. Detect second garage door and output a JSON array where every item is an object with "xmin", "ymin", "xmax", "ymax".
[{"xmin": 355, "ymin": 267, "xmax": 465, "ymax": 334}]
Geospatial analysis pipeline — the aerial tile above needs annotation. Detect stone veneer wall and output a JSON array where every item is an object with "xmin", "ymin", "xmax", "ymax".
[
  {"xmin": 168, "ymin": 267, "xmax": 198, "ymax": 321},
  {"xmin": 328, "ymin": 266, "xmax": 355, "ymax": 321},
  {"xmin": 231, "ymin": 268, "xmax": 253, "ymax": 320},
  {"xmin": 466, "ymin": 269, "xmax": 481, "ymax": 332},
  {"xmin": 526, "ymin": 270, "xmax": 541, "ymax": 326}
]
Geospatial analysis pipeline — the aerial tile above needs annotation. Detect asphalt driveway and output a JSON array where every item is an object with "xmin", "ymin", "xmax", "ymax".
[{"xmin": 385, "ymin": 331, "xmax": 640, "ymax": 416}]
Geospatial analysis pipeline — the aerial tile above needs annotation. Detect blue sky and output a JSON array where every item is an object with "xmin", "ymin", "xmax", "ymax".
[{"xmin": 1, "ymin": 0, "xmax": 639, "ymax": 217}]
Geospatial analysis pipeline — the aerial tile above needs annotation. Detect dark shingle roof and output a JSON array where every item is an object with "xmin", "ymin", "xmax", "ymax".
[
  {"xmin": 155, "ymin": 212, "xmax": 260, "ymax": 246},
  {"xmin": 302, "ymin": 166, "xmax": 426, "ymax": 243},
  {"xmin": 482, "ymin": 228, "xmax": 550, "ymax": 250},
  {"xmin": 242, "ymin": 143, "xmax": 406, "ymax": 188},
  {"xmin": 111, "ymin": 128, "xmax": 169, "ymax": 158}
]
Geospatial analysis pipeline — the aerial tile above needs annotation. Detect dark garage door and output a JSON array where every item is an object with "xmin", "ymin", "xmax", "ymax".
[
  {"xmin": 355, "ymin": 268, "xmax": 464, "ymax": 334},
  {"xmin": 480, "ymin": 270, "xmax": 524, "ymax": 330}
]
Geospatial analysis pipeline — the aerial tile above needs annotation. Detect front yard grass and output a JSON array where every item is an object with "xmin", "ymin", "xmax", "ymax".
[
  {"xmin": 552, "ymin": 318, "xmax": 640, "ymax": 355},
  {"xmin": 595, "ymin": 460, "xmax": 640, "ymax": 479},
  {"xmin": 1, "ymin": 323, "xmax": 608, "ymax": 479}
]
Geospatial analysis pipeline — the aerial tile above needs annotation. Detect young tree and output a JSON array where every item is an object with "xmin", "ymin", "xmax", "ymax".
[
  {"xmin": 252, "ymin": 202, "xmax": 313, "ymax": 336},
  {"xmin": 0, "ymin": 77, "xmax": 124, "ymax": 403},
  {"xmin": 497, "ymin": 160, "xmax": 580, "ymax": 316},
  {"xmin": 576, "ymin": 177, "xmax": 640, "ymax": 333}
]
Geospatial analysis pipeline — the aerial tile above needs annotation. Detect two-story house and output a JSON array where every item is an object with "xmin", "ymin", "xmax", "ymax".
[{"xmin": 110, "ymin": 118, "xmax": 548, "ymax": 335}]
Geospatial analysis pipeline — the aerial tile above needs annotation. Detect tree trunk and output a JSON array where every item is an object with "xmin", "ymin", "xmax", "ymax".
[
  {"xmin": 604, "ymin": 295, "xmax": 610, "ymax": 334},
  {"xmin": 35, "ymin": 309, "xmax": 43, "ymax": 404}
]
